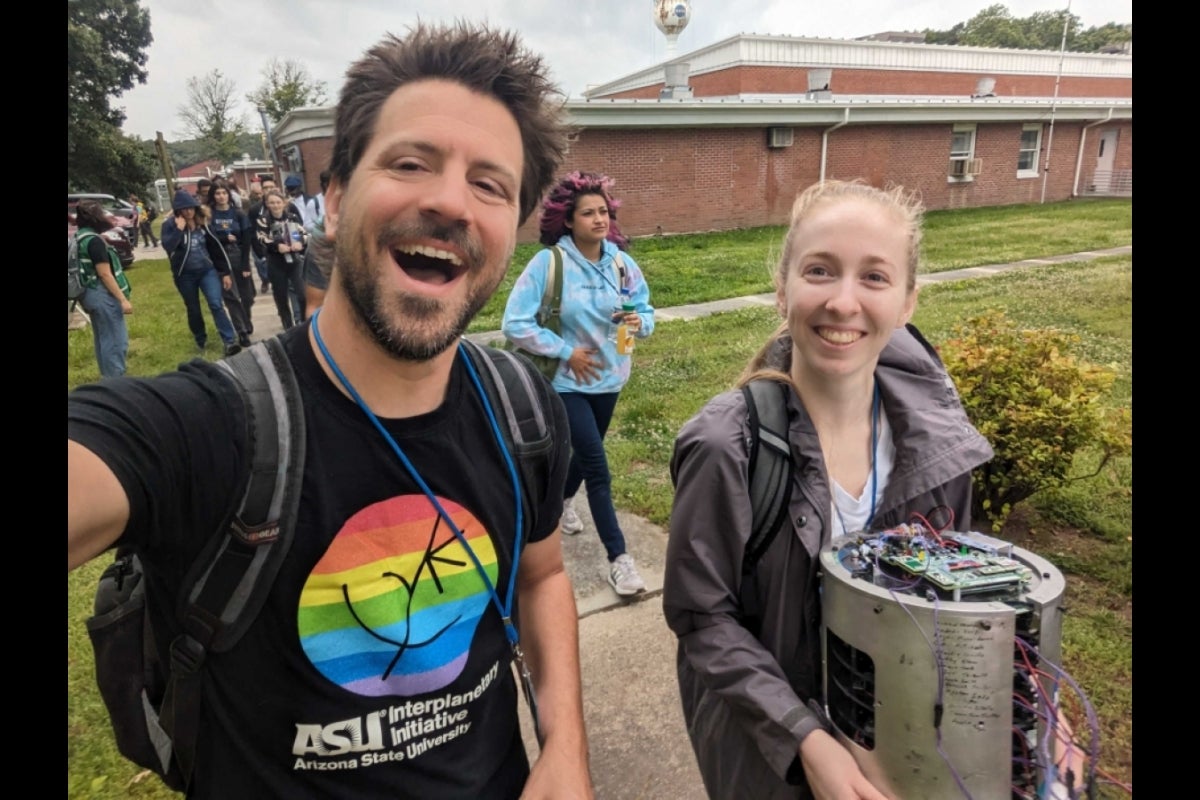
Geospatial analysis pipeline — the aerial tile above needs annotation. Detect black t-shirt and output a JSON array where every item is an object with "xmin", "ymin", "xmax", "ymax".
[{"xmin": 69, "ymin": 324, "xmax": 570, "ymax": 799}]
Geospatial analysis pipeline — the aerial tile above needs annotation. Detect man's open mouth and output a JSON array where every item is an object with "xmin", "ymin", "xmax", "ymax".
[{"xmin": 391, "ymin": 244, "xmax": 467, "ymax": 285}]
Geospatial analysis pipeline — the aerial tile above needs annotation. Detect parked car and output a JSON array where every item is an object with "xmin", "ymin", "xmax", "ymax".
[
  {"xmin": 68, "ymin": 193, "xmax": 139, "ymax": 244},
  {"xmin": 68, "ymin": 217, "xmax": 136, "ymax": 270}
]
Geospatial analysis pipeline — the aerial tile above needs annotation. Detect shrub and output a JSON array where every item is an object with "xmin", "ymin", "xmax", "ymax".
[{"xmin": 938, "ymin": 312, "xmax": 1131, "ymax": 531}]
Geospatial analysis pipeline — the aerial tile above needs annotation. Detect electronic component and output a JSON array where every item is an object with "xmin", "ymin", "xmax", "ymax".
[{"xmin": 820, "ymin": 524, "xmax": 1066, "ymax": 799}]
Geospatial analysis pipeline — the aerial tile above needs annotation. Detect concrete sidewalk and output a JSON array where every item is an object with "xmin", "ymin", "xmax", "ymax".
[{"xmin": 231, "ymin": 243, "xmax": 1129, "ymax": 798}]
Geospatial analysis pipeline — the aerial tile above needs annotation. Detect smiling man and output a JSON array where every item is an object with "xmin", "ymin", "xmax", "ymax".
[{"xmin": 68, "ymin": 22, "xmax": 589, "ymax": 799}]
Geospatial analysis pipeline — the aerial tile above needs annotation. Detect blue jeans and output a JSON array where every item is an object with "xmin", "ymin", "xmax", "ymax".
[
  {"xmin": 559, "ymin": 391, "xmax": 626, "ymax": 561},
  {"xmin": 254, "ymin": 254, "xmax": 269, "ymax": 284},
  {"xmin": 80, "ymin": 287, "xmax": 128, "ymax": 377},
  {"xmin": 174, "ymin": 266, "xmax": 236, "ymax": 347}
]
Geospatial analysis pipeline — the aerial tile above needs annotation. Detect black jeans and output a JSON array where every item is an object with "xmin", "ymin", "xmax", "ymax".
[
  {"xmin": 231, "ymin": 266, "xmax": 256, "ymax": 331},
  {"xmin": 267, "ymin": 256, "xmax": 304, "ymax": 328},
  {"xmin": 139, "ymin": 221, "xmax": 158, "ymax": 247}
]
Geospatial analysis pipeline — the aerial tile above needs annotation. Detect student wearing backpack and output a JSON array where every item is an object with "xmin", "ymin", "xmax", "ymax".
[
  {"xmin": 131, "ymin": 194, "xmax": 159, "ymax": 248},
  {"xmin": 662, "ymin": 181, "xmax": 993, "ymax": 800},
  {"xmin": 74, "ymin": 199, "xmax": 133, "ymax": 377},
  {"xmin": 502, "ymin": 172, "xmax": 655, "ymax": 599},
  {"xmin": 69, "ymin": 22, "xmax": 591, "ymax": 799}
]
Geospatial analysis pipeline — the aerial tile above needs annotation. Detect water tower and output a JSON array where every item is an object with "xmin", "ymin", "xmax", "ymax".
[
  {"xmin": 655, "ymin": 1, "xmax": 693, "ymax": 98},
  {"xmin": 653, "ymin": 1, "xmax": 692, "ymax": 57}
]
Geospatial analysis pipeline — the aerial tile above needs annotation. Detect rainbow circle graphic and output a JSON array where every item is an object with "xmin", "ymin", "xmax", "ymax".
[{"xmin": 297, "ymin": 494, "xmax": 497, "ymax": 697}]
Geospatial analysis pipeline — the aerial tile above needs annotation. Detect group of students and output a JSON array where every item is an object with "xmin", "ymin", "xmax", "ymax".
[
  {"xmin": 69, "ymin": 22, "xmax": 1016, "ymax": 800},
  {"xmin": 158, "ymin": 173, "xmax": 333, "ymax": 357}
]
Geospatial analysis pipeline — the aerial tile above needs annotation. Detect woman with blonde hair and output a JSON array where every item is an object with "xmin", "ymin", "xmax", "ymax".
[
  {"xmin": 254, "ymin": 188, "xmax": 307, "ymax": 329},
  {"xmin": 664, "ymin": 180, "xmax": 992, "ymax": 799}
]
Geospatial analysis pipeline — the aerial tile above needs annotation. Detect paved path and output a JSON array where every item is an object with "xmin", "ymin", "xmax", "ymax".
[{"xmin": 165, "ymin": 241, "xmax": 1128, "ymax": 798}]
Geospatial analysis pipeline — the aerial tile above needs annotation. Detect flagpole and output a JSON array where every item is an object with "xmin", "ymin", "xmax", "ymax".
[{"xmin": 1041, "ymin": 0, "xmax": 1072, "ymax": 203}]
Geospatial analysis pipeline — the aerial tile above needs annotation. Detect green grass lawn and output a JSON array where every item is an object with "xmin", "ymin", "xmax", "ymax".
[
  {"xmin": 69, "ymin": 198, "xmax": 1132, "ymax": 798},
  {"xmin": 465, "ymin": 196, "xmax": 1132, "ymax": 332}
]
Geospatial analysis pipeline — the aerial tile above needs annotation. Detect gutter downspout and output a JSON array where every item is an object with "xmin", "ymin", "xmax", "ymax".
[
  {"xmin": 1072, "ymin": 109, "xmax": 1114, "ymax": 197},
  {"xmin": 820, "ymin": 108, "xmax": 851, "ymax": 184}
]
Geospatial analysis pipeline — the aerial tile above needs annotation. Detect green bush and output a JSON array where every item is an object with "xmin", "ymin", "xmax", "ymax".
[{"xmin": 938, "ymin": 311, "xmax": 1131, "ymax": 531}]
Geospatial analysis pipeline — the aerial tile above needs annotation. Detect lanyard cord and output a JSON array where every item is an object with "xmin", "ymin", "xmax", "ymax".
[
  {"xmin": 310, "ymin": 309, "xmax": 526, "ymax": 646},
  {"xmin": 834, "ymin": 380, "xmax": 881, "ymax": 536}
]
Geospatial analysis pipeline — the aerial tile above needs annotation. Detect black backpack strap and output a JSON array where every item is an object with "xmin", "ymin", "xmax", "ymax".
[
  {"xmin": 461, "ymin": 338, "xmax": 553, "ymax": 463},
  {"xmin": 458, "ymin": 339, "xmax": 557, "ymax": 568},
  {"xmin": 739, "ymin": 380, "xmax": 794, "ymax": 635},
  {"xmin": 160, "ymin": 337, "xmax": 306, "ymax": 787},
  {"xmin": 459, "ymin": 339, "xmax": 555, "ymax": 745}
]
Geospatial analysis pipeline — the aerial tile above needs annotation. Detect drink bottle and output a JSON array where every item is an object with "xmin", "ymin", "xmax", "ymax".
[{"xmin": 610, "ymin": 289, "xmax": 637, "ymax": 356}]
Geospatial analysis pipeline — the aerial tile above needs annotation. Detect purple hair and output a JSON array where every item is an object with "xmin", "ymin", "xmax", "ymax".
[{"xmin": 538, "ymin": 170, "xmax": 629, "ymax": 249}]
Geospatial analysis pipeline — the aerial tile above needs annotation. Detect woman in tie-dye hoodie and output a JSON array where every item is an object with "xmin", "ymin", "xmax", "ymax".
[{"xmin": 502, "ymin": 171, "xmax": 656, "ymax": 598}]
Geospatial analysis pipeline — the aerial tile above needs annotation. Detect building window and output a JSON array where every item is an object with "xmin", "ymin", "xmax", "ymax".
[
  {"xmin": 1018, "ymin": 124, "xmax": 1042, "ymax": 178},
  {"xmin": 949, "ymin": 124, "xmax": 979, "ymax": 182}
]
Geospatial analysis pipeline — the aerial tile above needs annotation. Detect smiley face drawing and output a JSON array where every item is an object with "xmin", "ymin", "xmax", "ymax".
[{"xmin": 297, "ymin": 494, "xmax": 497, "ymax": 697}]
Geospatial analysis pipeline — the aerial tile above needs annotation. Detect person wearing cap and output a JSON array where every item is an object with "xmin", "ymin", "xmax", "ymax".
[
  {"xmin": 284, "ymin": 175, "xmax": 314, "ymax": 227},
  {"xmin": 160, "ymin": 189, "xmax": 243, "ymax": 356}
]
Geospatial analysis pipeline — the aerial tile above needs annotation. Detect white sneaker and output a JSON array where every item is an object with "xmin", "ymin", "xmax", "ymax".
[
  {"xmin": 561, "ymin": 498, "xmax": 584, "ymax": 535},
  {"xmin": 608, "ymin": 554, "xmax": 646, "ymax": 597}
]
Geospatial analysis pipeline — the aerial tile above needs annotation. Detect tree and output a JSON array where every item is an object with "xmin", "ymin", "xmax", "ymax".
[
  {"xmin": 923, "ymin": 22, "xmax": 964, "ymax": 45},
  {"xmin": 67, "ymin": 0, "xmax": 155, "ymax": 190},
  {"xmin": 1074, "ymin": 23, "xmax": 1132, "ymax": 53},
  {"xmin": 247, "ymin": 58, "xmax": 329, "ymax": 123},
  {"xmin": 165, "ymin": 132, "xmax": 267, "ymax": 173},
  {"xmin": 923, "ymin": 4, "xmax": 1132, "ymax": 53},
  {"xmin": 178, "ymin": 69, "xmax": 247, "ymax": 164},
  {"xmin": 959, "ymin": 4, "xmax": 1033, "ymax": 50}
]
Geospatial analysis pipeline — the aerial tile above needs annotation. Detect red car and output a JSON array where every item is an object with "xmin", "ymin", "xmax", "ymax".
[{"xmin": 67, "ymin": 194, "xmax": 137, "ymax": 269}]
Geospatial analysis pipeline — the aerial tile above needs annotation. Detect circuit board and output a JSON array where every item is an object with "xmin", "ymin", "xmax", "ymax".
[{"xmin": 835, "ymin": 524, "xmax": 1034, "ymax": 599}]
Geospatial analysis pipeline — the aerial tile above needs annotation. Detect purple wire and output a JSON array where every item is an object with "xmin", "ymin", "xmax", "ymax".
[{"xmin": 1014, "ymin": 637, "xmax": 1101, "ymax": 797}]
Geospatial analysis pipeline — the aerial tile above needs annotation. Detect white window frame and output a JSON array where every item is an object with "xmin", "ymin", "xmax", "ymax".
[
  {"xmin": 948, "ymin": 124, "xmax": 977, "ymax": 183},
  {"xmin": 1017, "ymin": 124, "xmax": 1042, "ymax": 178}
]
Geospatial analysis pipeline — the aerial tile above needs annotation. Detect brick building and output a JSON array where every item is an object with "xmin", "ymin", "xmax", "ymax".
[{"xmin": 272, "ymin": 33, "xmax": 1132, "ymax": 242}]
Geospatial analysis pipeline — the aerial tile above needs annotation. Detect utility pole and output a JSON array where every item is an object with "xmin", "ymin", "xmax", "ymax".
[
  {"xmin": 258, "ymin": 108, "xmax": 282, "ymax": 183},
  {"xmin": 1040, "ymin": 0, "xmax": 1072, "ymax": 204},
  {"xmin": 154, "ymin": 132, "xmax": 175, "ymax": 186}
]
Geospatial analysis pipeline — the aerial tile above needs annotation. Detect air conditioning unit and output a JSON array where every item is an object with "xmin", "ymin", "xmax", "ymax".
[
  {"xmin": 767, "ymin": 127, "xmax": 794, "ymax": 149},
  {"xmin": 949, "ymin": 158, "xmax": 982, "ymax": 177}
]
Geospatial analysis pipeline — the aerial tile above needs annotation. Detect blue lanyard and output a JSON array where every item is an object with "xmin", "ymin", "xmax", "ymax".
[
  {"xmin": 834, "ymin": 381, "xmax": 881, "ymax": 535},
  {"xmin": 309, "ymin": 309, "xmax": 526, "ymax": 647}
]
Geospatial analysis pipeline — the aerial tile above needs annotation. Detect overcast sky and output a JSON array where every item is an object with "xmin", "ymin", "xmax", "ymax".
[{"xmin": 115, "ymin": 0, "xmax": 1132, "ymax": 143}]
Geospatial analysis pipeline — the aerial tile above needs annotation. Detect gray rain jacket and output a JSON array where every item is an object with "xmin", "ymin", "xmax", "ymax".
[{"xmin": 663, "ymin": 324, "xmax": 993, "ymax": 799}]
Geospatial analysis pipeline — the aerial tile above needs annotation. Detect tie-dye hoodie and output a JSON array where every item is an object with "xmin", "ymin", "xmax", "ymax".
[{"xmin": 502, "ymin": 235, "xmax": 655, "ymax": 395}]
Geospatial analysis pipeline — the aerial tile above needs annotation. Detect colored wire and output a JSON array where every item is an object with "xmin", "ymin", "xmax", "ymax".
[
  {"xmin": 885, "ymin": 584, "xmax": 975, "ymax": 799},
  {"xmin": 1015, "ymin": 638, "xmax": 1101, "ymax": 799},
  {"xmin": 909, "ymin": 510, "xmax": 948, "ymax": 545}
]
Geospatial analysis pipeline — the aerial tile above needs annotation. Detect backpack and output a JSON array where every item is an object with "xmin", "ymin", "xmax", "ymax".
[
  {"xmin": 506, "ymin": 246, "xmax": 628, "ymax": 381},
  {"xmin": 84, "ymin": 336, "xmax": 554, "ymax": 791},
  {"xmin": 73, "ymin": 230, "xmax": 132, "ymax": 300},
  {"xmin": 68, "ymin": 233, "xmax": 86, "ymax": 301},
  {"xmin": 147, "ymin": 205, "xmax": 159, "ymax": 222},
  {"xmin": 738, "ymin": 379, "xmax": 794, "ymax": 637}
]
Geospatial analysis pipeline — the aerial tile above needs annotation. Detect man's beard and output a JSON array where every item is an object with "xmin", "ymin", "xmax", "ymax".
[{"xmin": 335, "ymin": 216, "xmax": 500, "ymax": 362}]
